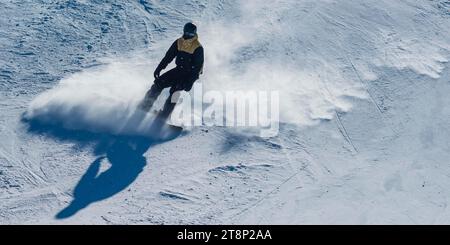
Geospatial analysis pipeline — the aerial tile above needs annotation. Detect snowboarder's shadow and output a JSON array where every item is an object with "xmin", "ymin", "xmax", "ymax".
[
  {"xmin": 55, "ymin": 137, "xmax": 150, "ymax": 219},
  {"xmin": 22, "ymin": 103, "xmax": 183, "ymax": 219}
]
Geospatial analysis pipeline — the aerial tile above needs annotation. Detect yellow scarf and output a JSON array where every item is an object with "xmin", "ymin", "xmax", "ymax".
[{"xmin": 177, "ymin": 35, "xmax": 202, "ymax": 54}]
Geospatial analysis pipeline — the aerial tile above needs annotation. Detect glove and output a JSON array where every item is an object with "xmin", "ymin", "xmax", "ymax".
[{"xmin": 154, "ymin": 68, "xmax": 162, "ymax": 79}]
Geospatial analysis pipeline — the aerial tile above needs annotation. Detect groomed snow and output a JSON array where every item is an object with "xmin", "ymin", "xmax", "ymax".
[{"xmin": 1, "ymin": 0, "xmax": 450, "ymax": 224}]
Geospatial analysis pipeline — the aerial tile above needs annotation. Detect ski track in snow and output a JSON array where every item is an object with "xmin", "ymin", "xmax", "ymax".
[{"xmin": 1, "ymin": 0, "xmax": 450, "ymax": 224}]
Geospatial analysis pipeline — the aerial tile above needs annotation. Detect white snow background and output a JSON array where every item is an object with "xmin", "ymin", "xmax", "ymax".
[{"xmin": 1, "ymin": 0, "xmax": 450, "ymax": 224}]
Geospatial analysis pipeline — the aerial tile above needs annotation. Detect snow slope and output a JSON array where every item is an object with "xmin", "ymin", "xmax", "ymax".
[{"xmin": 1, "ymin": 0, "xmax": 450, "ymax": 224}]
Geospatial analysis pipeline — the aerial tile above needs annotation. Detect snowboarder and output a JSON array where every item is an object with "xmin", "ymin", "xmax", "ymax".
[{"xmin": 140, "ymin": 22, "xmax": 204, "ymax": 117}]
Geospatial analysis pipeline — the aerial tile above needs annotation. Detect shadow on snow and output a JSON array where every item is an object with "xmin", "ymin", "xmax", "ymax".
[{"xmin": 21, "ymin": 106, "xmax": 183, "ymax": 219}]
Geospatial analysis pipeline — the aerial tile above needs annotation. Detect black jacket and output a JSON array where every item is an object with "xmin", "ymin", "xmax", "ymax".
[{"xmin": 156, "ymin": 36, "xmax": 204, "ymax": 80}]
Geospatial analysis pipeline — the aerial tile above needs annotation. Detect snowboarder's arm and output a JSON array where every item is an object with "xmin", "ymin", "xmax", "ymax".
[
  {"xmin": 191, "ymin": 46, "xmax": 204, "ymax": 79},
  {"xmin": 156, "ymin": 41, "xmax": 178, "ymax": 72},
  {"xmin": 182, "ymin": 47, "xmax": 204, "ymax": 91}
]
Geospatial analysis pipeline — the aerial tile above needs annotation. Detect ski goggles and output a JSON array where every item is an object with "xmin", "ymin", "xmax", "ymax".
[{"xmin": 183, "ymin": 32, "xmax": 196, "ymax": 38}]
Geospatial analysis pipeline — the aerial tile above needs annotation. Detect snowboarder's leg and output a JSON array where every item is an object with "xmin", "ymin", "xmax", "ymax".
[
  {"xmin": 140, "ymin": 83, "xmax": 162, "ymax": 111},
  {"xmin": 139, "ymin": 68, "xmax": 179, "ymax": 112},
  {"xmin": 161, "ymin": 79, "xmax": 187, "ymax": 118},
  {"xmin": 160, "ymin": 73, "xmax": 196, "ymax": 118},
  {"xmin": 159, "ymin": 93, "xmax": 177, "ymax": 119}
]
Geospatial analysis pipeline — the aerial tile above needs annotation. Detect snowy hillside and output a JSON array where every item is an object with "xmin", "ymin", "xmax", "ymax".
[{"xmin": 1, "ymin": 0, "xmax": 450, "ymax": 224}]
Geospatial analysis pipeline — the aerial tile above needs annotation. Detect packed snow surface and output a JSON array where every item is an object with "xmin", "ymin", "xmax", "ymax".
[{"xmin": 1, "ymin": 0, "xmax": 450, "ymax": 224}]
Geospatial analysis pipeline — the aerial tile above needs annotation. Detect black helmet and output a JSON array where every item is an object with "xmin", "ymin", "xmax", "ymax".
[{"xmin": 183, "ymin": 22, "xmax": 197, "ymax": 39}]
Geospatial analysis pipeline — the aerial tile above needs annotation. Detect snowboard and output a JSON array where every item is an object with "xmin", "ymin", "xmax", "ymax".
[{"xmin": 136, "ymin": 98, "xmax": 183, "ymax": 140}]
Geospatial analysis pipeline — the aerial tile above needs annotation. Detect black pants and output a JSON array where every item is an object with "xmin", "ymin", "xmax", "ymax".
[
  {"xmin": 141, "ymin": 68, "xmax": 196, "ymax": 114},
  {"xmin": 153, "ymin": 67, "xmax": 196, "ymax": 95}
]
